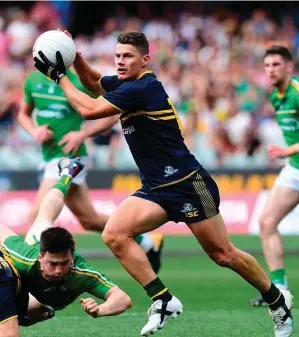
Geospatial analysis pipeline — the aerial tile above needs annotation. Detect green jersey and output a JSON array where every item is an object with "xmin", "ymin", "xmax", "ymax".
[
  {"xmin": 2, "ymin": 236, "xmax": 114, "ymax": 310},
  {"xmin": 23, "ymin": 70, "xmax": 91, "ymax": 162},
  {"xmin": 270, "ymin": 75, "xmax": 299, "ymax": 169}
]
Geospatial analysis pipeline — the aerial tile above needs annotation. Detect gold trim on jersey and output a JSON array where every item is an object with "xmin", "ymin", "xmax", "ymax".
[
  {"xmin": 192, "ymin": 173, "xmax": 218, "ymax": 218},
  {"xmin": 137, "ymin": 70, "xmax": 153, "ymax": 80},
  {"xmin": 150, "ymin": 169, "xmax": 199, "ymax": 190},
  {"xmin": 31, "ymin": 93, "xmax": 68, "ymax": 101},
  {"xmin": 148, "ymin": 116, "xmax": 176, "ymax": 121},
  {"xmin": 120, "ymin": 109, "xmax": 175, "ymax": 122},
  {"xmin": 0, "ymin": 315, "xmax": 18, "ymax": 324},
  {"xmin": 100, "ymin": 96, "xmax": 124, "ymax": 113},
  {"xmin": 98, "ymin": 77, "xmax": 107, "ymax": 93},
  {"xmin": 167, "ymin": 98, "xmax": 182, "ymax": 133}
]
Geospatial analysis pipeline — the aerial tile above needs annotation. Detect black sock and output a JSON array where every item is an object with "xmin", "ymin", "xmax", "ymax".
[
  {"xmin": 262, "ymin": 283, "xmax": 285, "ymax": 310},
  {"xmin": 144, "ymin": 277, "xmax": 172, "ymax": 302}
]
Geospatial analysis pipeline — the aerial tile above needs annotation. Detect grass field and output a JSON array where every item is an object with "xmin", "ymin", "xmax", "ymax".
[{"xmin": 21, "ymin": 235, "xmax": 299, "ymax": 337}]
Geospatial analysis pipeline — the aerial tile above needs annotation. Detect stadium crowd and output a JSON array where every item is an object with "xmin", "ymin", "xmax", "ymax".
[{"xmin": 0, "ymin": 2, "xmax": 298, "ymax": 170}]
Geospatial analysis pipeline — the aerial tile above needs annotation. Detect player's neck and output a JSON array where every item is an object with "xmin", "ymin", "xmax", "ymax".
[{"xmin": 276, "ymin": 75, "xmax": 291, "ymax": 94}]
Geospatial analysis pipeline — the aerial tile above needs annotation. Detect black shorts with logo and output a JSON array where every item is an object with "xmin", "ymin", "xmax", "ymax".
[
  {"xmin": 0, "ymin": 250, "xmax": 19, "ymax": 324},
  {"xmin": 132, "ymin": 168, "xmax": 220, "ymax": 223}
]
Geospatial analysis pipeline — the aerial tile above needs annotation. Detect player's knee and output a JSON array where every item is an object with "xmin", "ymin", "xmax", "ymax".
[
  {"xmin": 102, "ymin": 229, "xmax": 127, "ymax": 252},
  {"xmin": 0, "ymin": 325, "xmax": 19, "ymax": 337},
  {"xmin": 259, "ymin": 214, "xmax": 278, "ymax": 238},
  {"xmin": 208, "ymin": 246, "xmax": 235, "ymax": 268}
]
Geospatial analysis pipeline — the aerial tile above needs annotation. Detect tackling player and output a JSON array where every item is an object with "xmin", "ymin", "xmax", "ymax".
[
  {"xmin": 250, "ymin": 45, "xmax": 299, "ymax": 306},
  {"xmin": 34, "ymin": 32, "xmax": 294, "ymax": 337},
  {"xmin": 17, "ymin": 68, "xmax": 164, "ymax": 273},
  {"xmin": 0, "ymin": 158, "xmax": 132, "ymax": 337}
]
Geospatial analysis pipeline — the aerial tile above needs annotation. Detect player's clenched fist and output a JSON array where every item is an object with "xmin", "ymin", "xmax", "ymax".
[{"xmin": 80, "ymin": 298, "xmax": 99, "ymax": 318}]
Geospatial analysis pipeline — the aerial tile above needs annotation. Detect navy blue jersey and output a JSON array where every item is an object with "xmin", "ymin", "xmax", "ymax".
[{"xmin": 100, "ymin": 71, "xmax": 201, "ymax": 188}]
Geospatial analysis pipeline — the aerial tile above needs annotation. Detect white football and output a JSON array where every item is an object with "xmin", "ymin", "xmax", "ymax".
[{"xmin": 32, "ymin": 30, "xmax": 76, "ymax": 68}]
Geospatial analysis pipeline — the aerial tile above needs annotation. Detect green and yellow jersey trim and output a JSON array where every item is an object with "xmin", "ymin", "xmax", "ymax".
[
  {"xmin": 71, "ymin": 266, "xmax": 114, "ymax": 288},
  {"xmin": 291, "ymin": 78, "xmax": 299, "ymax": 93},
  {"xmin": 31, "ymin": 93, "xmax": 68, "ymax": 101},
  {"xmin": 2, "ymin": 244, "xmax": 37, "ymax": 265},
  {"xmin": 0, "ymin": 247, "xmax": 21, "ymax": 292}
]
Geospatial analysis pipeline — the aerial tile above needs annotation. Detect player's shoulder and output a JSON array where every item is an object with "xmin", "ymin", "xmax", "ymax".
[
  {"xmin": 290, "ymin": 76, "xmax": 299, "ymax": 95},
  {"xmin": 120, "ymin": 71, "xmax": 160, "ymax": 92}
]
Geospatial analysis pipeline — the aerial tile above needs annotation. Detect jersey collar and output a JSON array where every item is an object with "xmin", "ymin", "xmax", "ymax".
[
  {"xmin": 137, "ymin": 70, "xmax": 153, "ymax": 80},
  {"xmin": 277, "ymin": 76, "xmax": 293, "ymax": 99}
]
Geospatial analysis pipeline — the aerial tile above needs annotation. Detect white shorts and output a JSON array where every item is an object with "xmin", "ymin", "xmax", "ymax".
[
  {"xmin": 274, "ymin": 164, "xmax": 299, "ymax": 192},
  {"xmin": 40, "ymin": 157, "xmax": 89, "ymax": 185}
]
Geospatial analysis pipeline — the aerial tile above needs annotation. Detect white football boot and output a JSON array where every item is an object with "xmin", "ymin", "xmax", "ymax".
[
  {"xmin": 140, "ymin": 296, "xmax": 183, "ymax": 336},
  {"xmin": 269, "ymin": 289, "xmax": 294, "ymax": 337}
]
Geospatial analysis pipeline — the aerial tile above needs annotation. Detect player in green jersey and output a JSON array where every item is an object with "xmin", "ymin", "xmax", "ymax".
[
  {"xmin": 250, "ymin": 45, "xmax": 299, "ymax": 306},
  {"xmin": 17, "ymin": 68, "xmax": 164, "ymax": 273},
  {"xmin": 0, "ymin": 158, "xmax": 132, "ymax": 337}
]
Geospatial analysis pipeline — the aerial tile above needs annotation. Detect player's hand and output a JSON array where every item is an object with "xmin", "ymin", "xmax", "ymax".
[
  {"xmin": 267, "ymin": 145, "xmax": 289, "ymax": 159},
  {"xmin": 58, "ymin": 131, "xmax": 86, "ymax": 155},
  {"xmin": 80, "ymin": 298, "xmax": 99, "ymax": 318},
  {"xmin": 34, "ymin": 51, "xmax": 66, "ymax": 84},
  {"xmin": 32, "ymin": 124, "xmax": 53, "ymax": 143},
  {"xmin": 57, "ymin": 28, "xmax": 81, "ymax": 57}
]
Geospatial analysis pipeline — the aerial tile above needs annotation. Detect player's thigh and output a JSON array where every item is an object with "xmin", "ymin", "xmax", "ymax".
[
  {"xmin": 65, "ymin": 183, "xmax": 108, "ymax": 228},
  {"xmin": 0, "ymin": 317, "xmax": 19, "ymax": 337},
  {"xmin": 104, "ymin": 196, "xmax": 168, "ymax": 238},
  {"xmin": 186, "ymin": 213, "xmax": 233, "ymax": 256},
  {"xmin": 260, "ymin": 184, "xmax": 299, "ymax": 225}
]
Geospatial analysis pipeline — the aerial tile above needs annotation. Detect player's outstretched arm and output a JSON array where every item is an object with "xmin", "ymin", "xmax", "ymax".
[
  {"xmin": 80, "ymin": 286, "xmax": 132, "ymax": 318},
  {"xmin": 34, "ymin": 52, "xmax": 119, "ymax": 119},
  {"xmin": 59, "ymin": 76, "xmax": 119, "ymax": 119}
]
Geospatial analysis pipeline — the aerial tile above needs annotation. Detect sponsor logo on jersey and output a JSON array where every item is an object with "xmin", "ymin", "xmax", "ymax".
[
  {"xmin": 123, "ymin": 126, "xmax": 135, "ymax": 134},
  {"xmin": 164, "ymin": 166, "xmax": 178, "ymax": 177}
]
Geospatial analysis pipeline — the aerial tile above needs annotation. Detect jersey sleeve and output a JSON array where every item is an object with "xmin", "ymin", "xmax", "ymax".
[
  {"xmin": 2, "ymin": 236, "xmax": 38, "ymax": 273},
  {"xmin": 72, "ymin": 253, "xmax": 115, "ymax": 299},
  {"xmin": 99, "ymin": 76, "xmax": 121, "ymax": 93},
  {"xmin": 23, "ymin": 75, "xmax": 33, "ymax": 104},
  {"xmin": 102, "ymin": 82, "xmax": 148, "ymax": 113}
]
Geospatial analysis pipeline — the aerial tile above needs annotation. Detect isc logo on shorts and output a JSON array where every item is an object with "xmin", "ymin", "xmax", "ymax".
[{"xmin": 180, "ymin": 203, "xmax": 199, "ymax": 218}]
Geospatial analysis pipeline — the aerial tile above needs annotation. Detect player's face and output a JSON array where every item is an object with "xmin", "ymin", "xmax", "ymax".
[
  {"xmin": 115, "ymin": 43, "xmax": 150, "ymax": 81},
  {"xmin": 39, "ymin": 250, "xmax": 73, "ymax": 281},
  {"xmin": 264, "ymin": 54, "xmax": 292, "ymax": 87}
]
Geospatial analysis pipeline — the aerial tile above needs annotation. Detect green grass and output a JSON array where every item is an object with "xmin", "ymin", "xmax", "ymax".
[{"xmin": 21, "ymin": 235, "xmax": 299, "ymax": 337}]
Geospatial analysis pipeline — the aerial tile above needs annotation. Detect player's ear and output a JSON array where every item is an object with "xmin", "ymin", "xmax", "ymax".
[
  {"xmin": 142, "ymin": 54, "xmax": 150, "ymax": 67},
  {"xmin": 287, "ymin": 61, "xmax": 294, "ymax": 73}
]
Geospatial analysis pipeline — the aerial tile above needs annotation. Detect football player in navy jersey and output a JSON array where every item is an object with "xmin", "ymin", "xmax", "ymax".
[{"xmin": 34, "ymin": 31, "xmax": 294, "ymax": 337}]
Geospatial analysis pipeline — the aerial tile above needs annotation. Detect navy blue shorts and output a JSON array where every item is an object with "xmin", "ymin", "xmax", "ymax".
[
  {"xmin": 132, "ymin": 168, "xmax": 220, "ymax": 223},
  {"xmin": 0, "ymin": 251, "xmax": 19, "ymax": 324}
]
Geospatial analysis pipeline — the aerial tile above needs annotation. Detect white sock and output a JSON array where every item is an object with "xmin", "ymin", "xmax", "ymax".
[{"xmin": 139, "ymin": 233, "xmax": 153, "ymax": 253}]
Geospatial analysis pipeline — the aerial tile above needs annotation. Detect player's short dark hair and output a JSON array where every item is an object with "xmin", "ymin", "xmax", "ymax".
[
  {"xmin": 40, "ymin": 227, "xmax": 75, "ymax": 256},
  {"xmin": 264, "ymin": 45, "xmax": 293, "ymax": 61},
  {"xmin": 117, "ymin": 31, "xmax": 149, "ymax": 55}
]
